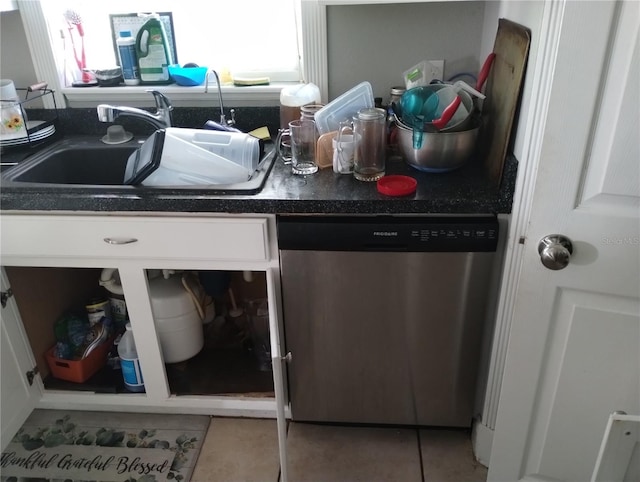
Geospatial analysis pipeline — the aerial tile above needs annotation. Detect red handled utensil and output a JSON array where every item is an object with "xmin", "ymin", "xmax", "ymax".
[
  {"xmin": 476, "ymin": 53, "xmax": 496, "ymax": 92},
  {"xmin": 431, "ymin": 96, "xmax": 461, "ymax": 131}
]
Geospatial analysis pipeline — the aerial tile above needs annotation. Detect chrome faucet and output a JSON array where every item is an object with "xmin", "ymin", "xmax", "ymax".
[
  {"xmin": 210, "ymin": 70, "xmax": 236, "ymax": 128},
  {"xmin": 97, "ymin": 90, "xmax": 173, "ymax": 130}
]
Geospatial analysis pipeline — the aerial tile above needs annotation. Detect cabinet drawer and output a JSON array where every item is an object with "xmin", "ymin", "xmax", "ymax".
[{"xmin": 1, "ymin": 215, "xmax": 270, "ymax": 262}]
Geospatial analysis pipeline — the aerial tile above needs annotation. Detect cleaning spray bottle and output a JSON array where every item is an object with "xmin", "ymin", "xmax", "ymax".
[
  {"xmin": 118, "ymin": 323, "xmax": 145, "ymax": 392},
  {"xmin": 135, "ymin": 13, "xmax": 174, "ymax": 84}
]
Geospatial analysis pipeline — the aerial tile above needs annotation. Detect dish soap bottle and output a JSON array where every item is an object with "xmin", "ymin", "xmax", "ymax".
[
  {"xmin": 118, "ymin": 323, "xmax": 145, "ymax": 392},
  {"xmin": 116, "ymin": 31, "xmax": 140, "ymax": 85},
  {"xmin": 135, "ymin": 14, "xmax": 174, "ymax": 84}
]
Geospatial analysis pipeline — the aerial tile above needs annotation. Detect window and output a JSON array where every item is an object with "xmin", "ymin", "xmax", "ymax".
[
  {"xmin": 18, "ymin": 0, "xmax": 329, "ymax": 108},
  {"xmin": 43, "ymin": 0, "xmax": 301, "ymax": 83}
]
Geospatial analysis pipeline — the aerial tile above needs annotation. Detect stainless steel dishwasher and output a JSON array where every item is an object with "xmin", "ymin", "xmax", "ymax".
[{"xmin": 278, "ymin": 215, "xmax": 498, "ymax": 427}]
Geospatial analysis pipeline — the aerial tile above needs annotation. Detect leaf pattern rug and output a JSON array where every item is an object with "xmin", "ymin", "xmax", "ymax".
[{"xmin": 1, "ymin": 409, "xmax": 210, "ymax": 482}]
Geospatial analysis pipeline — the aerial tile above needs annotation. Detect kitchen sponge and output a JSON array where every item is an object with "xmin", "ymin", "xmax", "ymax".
[
  {"xmin": 248, "ymin": 126, "xmax": 270, "ymax": 140},
  {"xmin": 233, "ymin": 76, "xmax": 270, "ymax": 86}
]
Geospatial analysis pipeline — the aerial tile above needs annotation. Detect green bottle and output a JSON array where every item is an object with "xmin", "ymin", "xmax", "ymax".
[{"xmin": 135, "ymin": 15, "xmax": 174, "ymax": 84}]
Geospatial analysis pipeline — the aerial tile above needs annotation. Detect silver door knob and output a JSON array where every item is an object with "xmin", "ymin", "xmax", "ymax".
[{"xmin": 538, "ymin": 234, "xmax": 573, "ymax": 270}]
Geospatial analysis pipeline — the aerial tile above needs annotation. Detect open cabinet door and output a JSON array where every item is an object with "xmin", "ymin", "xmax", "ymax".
[
  {"xmin": 592, "ymin": 413, "xmax": 640, "ymax": 482},
  {"xmin": 1, "ymin": 268, "xmax": 40, "ymax": 450},
  {"xmin": 266, "ymin": 267, "xmax": 289, "ymax": 482}
]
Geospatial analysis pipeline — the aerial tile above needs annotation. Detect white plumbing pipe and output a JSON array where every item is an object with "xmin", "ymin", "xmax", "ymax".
[{"xmin": 99, "ymin": 268, "xmax": 124, "ymax": 295}]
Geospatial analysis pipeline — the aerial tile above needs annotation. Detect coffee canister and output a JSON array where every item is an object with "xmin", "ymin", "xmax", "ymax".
[
  {"xmin": 279, "ymin": 83, "xmax": 321, "ymax": 129},
  {"xmin": 86, "ymin": 298, "xmax": 111, "ymax": 326}
]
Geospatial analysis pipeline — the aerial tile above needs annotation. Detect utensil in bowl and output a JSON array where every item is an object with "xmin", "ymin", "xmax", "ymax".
[
  {"xmin": 400, "ymin": 86, "xmax": 452, "ymax": 148},
  {"xmin": 437, "ymin": 88, "xmax": 475, "ymax": 133},
  {"xmin": 400, "ymin": 88, "xmax": 438, "ymax": 118},
  {"xmin": 395, "ymin": 118, "xmax": 480, "ymax": 172},
  {"xmin": 399, "ymin": 85, "xmax": 461, "ymax": 144},
  {"xmin": 469, "ymin": 53, "xmax": 496, "ymax": 115},
  {"xmin": 476, "ymin": 53, "xmax": 496, "ymax": 92},
  {"xmin": 406, "ymin": 80, "xmax": 483, "ymax": 133}
]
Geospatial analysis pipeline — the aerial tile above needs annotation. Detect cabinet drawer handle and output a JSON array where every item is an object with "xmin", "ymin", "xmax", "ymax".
[{"xmin": 103, "ymin": 237, "xmax": 138, "ymax": 245}]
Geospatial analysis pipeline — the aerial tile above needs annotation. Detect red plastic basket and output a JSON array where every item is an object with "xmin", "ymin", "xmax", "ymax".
[{"xmin": 46, "ymin": 338, "xmax": 114, "ymax": 383}]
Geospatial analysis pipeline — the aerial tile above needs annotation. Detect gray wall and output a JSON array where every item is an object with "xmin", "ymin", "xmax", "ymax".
[
  {"xmin": 1, "ymin": 9, "xmax": 37, "ymax": 88},
  {"xmin": 326, "ymin": 1, "xmax": 486, "ymax": 102}
]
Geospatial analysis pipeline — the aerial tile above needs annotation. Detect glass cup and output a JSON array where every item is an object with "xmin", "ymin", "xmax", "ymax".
[
  {"xmin": 346, "ymin": 107, "xmax": 387, "ymax": 182},
  {"xmin": 300, "ymin": 103, "xmax": 324, "ymax": 122},
  {"xmin": 276, "ymin": 128, "xmax": 292, "ymax": 164},
  {"xmin": 333, "ymin": 130, "xmax": 355, "ymax": 174},
  {"xmin": 277, "ymin": 119, "xmax": 318, "ymax": 175}
]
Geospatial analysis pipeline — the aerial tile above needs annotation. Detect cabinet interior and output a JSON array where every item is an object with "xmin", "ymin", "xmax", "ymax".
[{"xmin": 6, "ymin": 266, "xmax": 274, "ymax": 398}]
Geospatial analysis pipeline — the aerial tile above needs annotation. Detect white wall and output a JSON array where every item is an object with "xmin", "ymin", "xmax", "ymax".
[{"xmin": 0, "ymin": 9, "xmax": 37, "ymax": 87}]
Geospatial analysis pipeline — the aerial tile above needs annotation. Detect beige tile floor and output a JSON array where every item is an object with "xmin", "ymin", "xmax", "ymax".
[{"xmin": 191, "ymin": 417, "xmax": 487, "ymax": 482}]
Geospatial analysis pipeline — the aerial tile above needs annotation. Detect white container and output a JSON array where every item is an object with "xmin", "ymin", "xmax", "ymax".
[
  {"xmin": 0, "ymin": 79, "xmax": 18, "ymax": 102},
  {"xmin": 124, "ymin": 128, "xmax": 260, "ymax": 186},
  {"xmin": 149, "ymin": 275, "xmax": 204, "ymax": 364},
  {"xmin": 0, "ymin": 79, "xmax": 27, "ymax": 138},
  {"xmin": 118, "ymin": 323, "xmax": 145, "ymax": 392},
  {"xmin": 279, "ymin": 82, "xmax": 321, "ymax": 129},
  {"xmin": 167, "ymin": 128, "xmax": 260, "ymax": 172},
  {"xmin": 116, "ymin": 31, "xmax": 140, "ymax": 85}
]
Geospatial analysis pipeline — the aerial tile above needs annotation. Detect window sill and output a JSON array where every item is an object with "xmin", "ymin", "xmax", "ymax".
[{"xmin": 61, "ymin": 82, "xmax": 292, "ymax": 108}]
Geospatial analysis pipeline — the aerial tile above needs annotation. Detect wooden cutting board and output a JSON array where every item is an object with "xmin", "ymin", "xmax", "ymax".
[{"xmin": 480, "ymin": 18, "xmax": 531, "ymax": 185}]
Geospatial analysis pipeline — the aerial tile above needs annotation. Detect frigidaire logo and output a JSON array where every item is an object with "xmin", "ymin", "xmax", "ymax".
[{"xmin": 373, "ymin": 231, "xmax": 398, "ymax": 237}]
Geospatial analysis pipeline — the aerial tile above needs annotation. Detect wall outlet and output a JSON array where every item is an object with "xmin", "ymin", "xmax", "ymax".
[{"xmin": 427, "ymin": 60, "xmax": 445, "ymax": 82}]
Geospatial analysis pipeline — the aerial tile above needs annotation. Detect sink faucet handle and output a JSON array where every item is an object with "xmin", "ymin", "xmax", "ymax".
[{"xmin": 147, "ymin": 90, "xmax": 173, "ymax": 112}]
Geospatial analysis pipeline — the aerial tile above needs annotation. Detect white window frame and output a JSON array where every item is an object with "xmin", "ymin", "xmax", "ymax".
[
  {"xmin": 17, "ymin": 0, "xmax": 331, "ymax": 109},
  {"xmin": 18, "ymin": 1, "xmax": 440, "ymax": 109}
]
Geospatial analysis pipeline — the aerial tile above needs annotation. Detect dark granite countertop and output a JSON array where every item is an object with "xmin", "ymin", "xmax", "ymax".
[{"xmin": 0, "ymin": 107, "xmax": 517, "ymax": 215}]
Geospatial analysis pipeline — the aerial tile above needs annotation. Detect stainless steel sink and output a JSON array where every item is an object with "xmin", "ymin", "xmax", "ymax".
[{"xmin": 1, "ymin": 136, "xmax": 277, "ymax": 194}]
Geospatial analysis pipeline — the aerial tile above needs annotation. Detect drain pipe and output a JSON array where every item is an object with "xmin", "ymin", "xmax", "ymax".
[{"xmin": 100, "ymin": 268, "xmax": 124, "ymax": 295}]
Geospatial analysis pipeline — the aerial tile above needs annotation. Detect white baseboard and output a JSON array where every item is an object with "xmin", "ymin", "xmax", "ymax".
[
  {"xmin": 520, "ymin": 476, "xmax": 564, "ymax": 482},
  {"xmin": 472, "ymin": 418, "xmax": 494, "ymax": 468}
]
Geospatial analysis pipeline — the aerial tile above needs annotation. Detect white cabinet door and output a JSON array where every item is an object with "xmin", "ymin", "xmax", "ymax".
[{"xmin": 0, "ymin": 269, "xmax": 40, "ymax": 450}]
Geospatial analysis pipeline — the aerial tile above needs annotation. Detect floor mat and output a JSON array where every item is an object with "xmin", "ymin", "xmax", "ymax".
[{"xmin": 1, "ymin": 409, "xmax": 210, "ymax": 481}]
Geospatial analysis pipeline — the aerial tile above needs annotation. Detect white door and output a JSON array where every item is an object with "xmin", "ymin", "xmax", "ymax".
[
  {"xmin": 0, "ymin": 268, "xmax": 40, "ymax": 450},
  {"xmin": 488, "ymin": 1, "xmax": 640, "ymax": 481}
]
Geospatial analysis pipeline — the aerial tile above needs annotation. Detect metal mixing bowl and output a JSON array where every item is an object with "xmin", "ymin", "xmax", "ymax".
[{"xmin": 395, "ymin": 118, "xmax": 480, "ymax": 172}]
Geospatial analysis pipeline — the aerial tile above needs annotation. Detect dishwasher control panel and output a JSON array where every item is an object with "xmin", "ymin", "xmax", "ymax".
[{"xmin": 277, "ymin": 215, "xmax": 498, "ymax": 252}]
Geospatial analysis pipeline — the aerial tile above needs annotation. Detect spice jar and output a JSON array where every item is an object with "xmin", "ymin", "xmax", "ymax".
[{"xmin": 387, "ymin": 86, "xmax": 406, "ymax": 161}]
